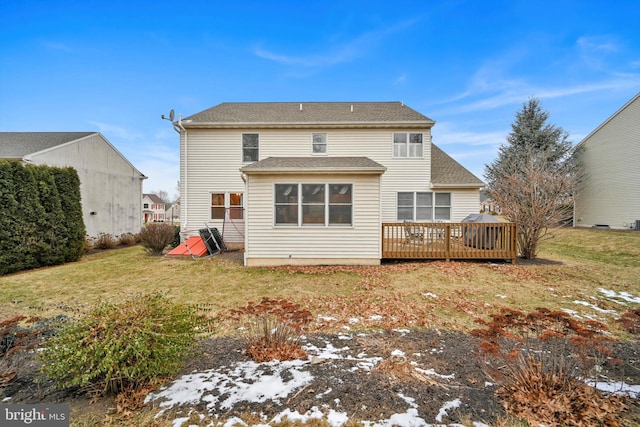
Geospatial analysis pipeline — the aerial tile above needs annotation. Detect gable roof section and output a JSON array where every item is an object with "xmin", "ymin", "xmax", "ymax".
[
  {"xmin": 184, "ymin": 102, "xmax": 434, "ymax": 129},
  {"xmin": 577, "ymin": 92, "xmax": 640, "ymax": 146},
  {"xmin": 241, "ymin": 157, "xmax": 386, "ymax": 175},
  {"xmin": 143, "ymin": 193, "xmax": 165, "ymax": 204},
  {"xmin": 0, "ymin": 132, "xmax": 95, "ymax": 158},
  {"xmin": 430, "ymin": 144, "xmax": 484, "ymax": 188}
]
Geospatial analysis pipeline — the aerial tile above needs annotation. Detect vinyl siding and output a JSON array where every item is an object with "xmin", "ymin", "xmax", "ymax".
[
  {"xmin": 574, "ymin": 95, "xmax": 640, "ymax": 229},
  {"xmin": 244, "ymin": 173, "xmax": 381, "ymax": 265},
  {"xmin": 28, "ymin": 134, "xmax": 144, "ymax": 237},
  {"xmin": 181, "ymin": 128, "xmax": 433, "ymax": 241}
]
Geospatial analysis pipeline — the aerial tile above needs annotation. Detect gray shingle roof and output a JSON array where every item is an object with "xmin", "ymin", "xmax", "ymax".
[
  {"xmin": 0, "ymin": 132, "xmax": 96, "ymax": 158},
  {"xmin": 240, "ymin": 157, "xmax": 386, "ymax": 174},
  {"xmin": 144, "ymin": 193, "xmax": 165, "ymax": 204},
  {"xmin": 430, "ymin": 144, "xmax": 484, "ymax": 187},
  {"xmin": 184, "ymin": 102, "xmax": 434, "ymax": 128}
]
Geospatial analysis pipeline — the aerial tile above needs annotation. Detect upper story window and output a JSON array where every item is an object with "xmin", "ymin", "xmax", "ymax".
[
  {"xmin": 393, "ymin": 132, "xmax": 423, "ymax": 158},
  {"xmin": 312, "ymin": 133, "xmax": 327, "ymax": 154},
  {"xmin": 143, "ymin": 203, "xmax": 149, "ymax": 209},
  {"xmin": 242, "ymin": 133, "xmax": 259, "ymax": 162}
]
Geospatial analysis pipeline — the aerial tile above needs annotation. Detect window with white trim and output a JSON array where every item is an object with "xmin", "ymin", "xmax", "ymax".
[
  {"xmin": 275, "ymin": 183, "xmax": 352, "ymax": 226},
  {"xmin": 211, "ymin": 192, "xmax": 244, "ymax": 220},
  {"xmin": 242, "ymin": 133, "xmax": 259, "ymax": 162},
  {"xmin": 312, "ymin": 133, "xmax": 327, "ymax": 154},
  {"xmin": 397, "ymin": 192, "xmax": 450, "ymax": 221},
  {"xmin": 393, "ymin": 132, "xmax": 423, "ymax": 158}
]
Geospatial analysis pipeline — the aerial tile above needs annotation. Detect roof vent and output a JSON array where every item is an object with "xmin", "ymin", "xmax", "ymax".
[
  {"xmin": 350, "ymin": 104, "xmax": 353, "ymax": 113},
  {"xmin": 299, "ymin": 103, "xmax": 303, "ymax": 111}
]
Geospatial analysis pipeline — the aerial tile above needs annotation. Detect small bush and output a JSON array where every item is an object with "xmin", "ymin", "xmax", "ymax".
[
  {"xmin": 171, "ymin": 226, "xmax": 181, "ymax": 248},
  {"xmin": 617, "ymin": 309, "xmax": 640, "ymax": 335},
  {"xmin": 138, "ymin": 223, "xmax": 175, "ymax": 255},
  {"xmin": 472, "ymin": 307, "xmax": 625, "ymax": 426},
  {"xmin": 117, "ymin": 232, "xmax": 137, "ymax": 246},
  {"xmin": 39, "ymin": 293, "xmax": 213, "ymax": 396},
  {"xmin": 93, "ymin": 233, "xmax": 117, "ymax": 249},
  {"xmin": 230, "ymin": 298, "xmax": 312, "ymax": 362}
]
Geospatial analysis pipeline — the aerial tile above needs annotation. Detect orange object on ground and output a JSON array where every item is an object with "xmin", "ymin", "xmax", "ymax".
[{"xmin": 165, "ymin": 236, "xmax": 209, "ymax": 257}]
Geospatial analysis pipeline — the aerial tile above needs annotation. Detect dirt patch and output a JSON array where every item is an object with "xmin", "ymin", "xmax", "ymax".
[{"xmin": 3, "ymin": 329, "xmax": 640, "ymax": 425}]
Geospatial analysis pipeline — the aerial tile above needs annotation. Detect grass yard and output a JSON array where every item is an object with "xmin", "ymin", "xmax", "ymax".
[
  {"xmin": 1, "ymin": 227, "xmax": 639, "ymax": 337},
  {"xmin": 2, "ymin": 227, "xmax": 640, "ymax": 427}
]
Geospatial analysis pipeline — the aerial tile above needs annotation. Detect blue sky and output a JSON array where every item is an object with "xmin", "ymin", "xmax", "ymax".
[{"xmin": 1, "ymin": 1, "xmax": 639, "ymax": 198}]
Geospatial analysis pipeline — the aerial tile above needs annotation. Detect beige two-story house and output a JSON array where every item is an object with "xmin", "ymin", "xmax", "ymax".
[{"xmin": 176, "ymin": 102, "xmax": 484, "ymax": 266}]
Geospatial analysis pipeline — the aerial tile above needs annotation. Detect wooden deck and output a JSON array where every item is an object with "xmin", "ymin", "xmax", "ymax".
[{"xmin": 382, "ymin": 222, "xmax": 518, "ymax": 263}]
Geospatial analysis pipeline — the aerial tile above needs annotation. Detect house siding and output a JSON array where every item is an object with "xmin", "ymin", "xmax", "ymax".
[
  {"xmin": 244, "ymin": 173, "xmax": 381, "ymax": 266},
  {"xmin": 574, "ymin": 94, "xmax": 640, "ymax": 229},
  {"xmin": 181, "ymin": 128, "xmax": 434, "ymax": 241},
  {"xmin": 27, "ymin": 133, "xmax": 144, "ymax": 237}
]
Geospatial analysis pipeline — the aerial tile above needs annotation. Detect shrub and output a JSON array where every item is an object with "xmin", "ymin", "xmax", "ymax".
[
  {"xmin": 171, "ymin": 226, "xmax": 181, "ymax": 248},
  {"xmin": 39, "ymin": 293, "xmax": 213, "ymax": 396},
  {"xmin": 617, "ymin": 309, "xmax": 640, "ymax": 335},
  {"xmin": 93, "ymin": 232, "xmax": 117, "ymax": 249},
  {"xmin": 471, "ymin": 307, "xmax": 625, "ymax": 426},
  {"xmin": 117, "ymin": 232, "xmax": 137, "ymax": 246},
  {"xmin": 230, "ymin": 298, "xmax": 312, "ymax": 362},
  {"xmin": 138, "ymin": 223, "xmax": 175, "ymax": 255}
]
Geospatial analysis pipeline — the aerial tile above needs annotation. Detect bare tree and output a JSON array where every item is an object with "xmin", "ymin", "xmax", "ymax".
[
  {"xmin": 152, "ymin": 190, "xmax": 170, "ymax": 204},
  {"xmin": 485, "ymin": 98, "xmax": 581, "ymax": 259}
]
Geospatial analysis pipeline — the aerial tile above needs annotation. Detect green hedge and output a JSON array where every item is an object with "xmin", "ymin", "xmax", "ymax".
[{"xmin": 0, "ymin": 161, "xmax": 86, "ymax": 275}]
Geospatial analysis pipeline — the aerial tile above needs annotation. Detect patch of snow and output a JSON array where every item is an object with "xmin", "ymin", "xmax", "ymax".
[
  {"xmin": 599, "ymin": 288, "xmax": 640, "ymax": 305},
  {"xmin": 2, "ymin": 397, "xmax": 11, "ymax": 402},
  {"xmin": 435, "ymin": 398, "xmax": 461, "ymax": 422},
  {"xmin": 585, "ymin": 378, "xmax": 640, "ymax": 398},
  {"xmin": 172, "ymin": 417, "xmax": 191, "ymax": 427},
  {"xmin": 495, "ymin": 294, "xmax": 507, "ymax": 299},
  {"xmin": 393, "ymin": 328, "xmax": 411, "ymax": 335},
  {"xmin": 348, "ymin": 317, "xmax": 360, "ymax": 324},
  {"xmin": 316, "ymin": 388, "xmax": 332, "ymax": 398},
  {"xmin": 484, "ymin": 381, "xmax": 493, "ymax": 387},
  {"xmin": 561, "ymin": 308, "xmax": 583, "ymax": 319},
  {"xmin": 318, "ymin": 315, "xmax": 338, "ymax": 322},
  {"xmin": 145, "ymin": 359, "xmax": 313, "ymax": 414},
  {"xmin": 423, "ymin": 292, "xmax": 438, "ymax": 298},
  {"xmin": 222, "ymin": 416, "xmax": 247, "ymax": 427},
  {"xmin": 573, "ymin": 300, "xmax": 617, "ymax": 314},
  {"xmin": 391, "ymin": 349, "xmax": 406, "ymax": 357},
  {"xmin": 414, "ymin": 366, "xmax": 455, "ymax": 379},
  {"xmin": 369, "ymin": 315, "xmax": 383, "ymax": 321}
]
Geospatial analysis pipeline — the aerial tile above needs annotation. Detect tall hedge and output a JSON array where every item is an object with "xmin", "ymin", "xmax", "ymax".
[{"xmin": 0, "ymin": 161, "xmax": 86, "ymax": 275}]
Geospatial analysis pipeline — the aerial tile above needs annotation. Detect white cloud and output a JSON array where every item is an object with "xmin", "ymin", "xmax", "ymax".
[
  {"xmin": 89, "ymin": 121, "xmax": 144, "ymax": 141},
  {"xmin": 254, "ymin": 18, "xmax": 419, "ymax": 70}
]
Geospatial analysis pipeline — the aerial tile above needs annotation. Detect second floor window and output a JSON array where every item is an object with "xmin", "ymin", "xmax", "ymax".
[
  {"xmin": 312, "ymin": 133, "xmax": 327, "ymax": 154},
  {"xmin": 243, "ymin": 133, "xmax": 259, "ymax": 162},
  {"xmin": 393, "ymin": 133, "xmax": 423, "ymax": 158}
]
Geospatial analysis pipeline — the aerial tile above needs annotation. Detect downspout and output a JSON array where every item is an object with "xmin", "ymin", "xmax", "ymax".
[{"xmin": 175, "ymin": 116, "xmax": 188, "ymax": 230}]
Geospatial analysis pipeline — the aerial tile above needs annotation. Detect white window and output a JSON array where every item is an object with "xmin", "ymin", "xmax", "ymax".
[
  {"xmin": 275, "ymin": 184, "xmax": 352, "ymax": 226},
  {"xmin": 242, "ymin": 133, "xmax": 259, "ymax": 162},
  {"xmin": 211, "ymin": 192, "xmax": 244, "ymax": 220},
  {"xmin": 397, "ymin": 192, "xmax": 450, "ymax": 221},
  {"xmin": 393, "ymin": 132, "xmax": 423, "ymax": 158},
  {"xmin": 312, "ymin": 133, "xmax": 327, "ymax": 154}
]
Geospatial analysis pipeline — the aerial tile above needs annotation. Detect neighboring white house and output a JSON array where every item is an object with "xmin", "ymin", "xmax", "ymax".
[
  {"xmin": 0, "ymin": 132, "xmax": 147, "ymax": 237},
  {"xmin": 143, "ymin": 193, "xmax": 166, "ymax": 222},
  {"xmin": 574, "ymin": 93, "xmax": 640, "ymax": 230},
  {"xmin": 176, "ymin": 102, "xmax": 484, "ymax": 266}
]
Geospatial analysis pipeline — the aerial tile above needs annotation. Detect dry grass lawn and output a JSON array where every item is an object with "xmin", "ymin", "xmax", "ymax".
[{"xmin": 1, "ymin": 227, "xmax": 639, "ymax": 338}]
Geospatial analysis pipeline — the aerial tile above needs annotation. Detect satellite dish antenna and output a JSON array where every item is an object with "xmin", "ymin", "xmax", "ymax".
[{"xmin": 161, "ymin": 109, "xmax": 177, "ymax": 122}]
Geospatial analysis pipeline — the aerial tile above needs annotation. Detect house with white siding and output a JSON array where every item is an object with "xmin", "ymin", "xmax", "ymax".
[
  {"xmin": 177, "ymin": 102, "xmax": 484, "ymax": 266},
  {"xmin": 574, "ymin": 93, "xmax": 640, "ymax": 230},
  {"xmin": 0, "ymin": 132, "xmax": 146, "ymax": 238}
]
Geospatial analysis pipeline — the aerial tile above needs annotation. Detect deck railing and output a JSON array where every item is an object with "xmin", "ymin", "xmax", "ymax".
[{"xmin": 382, "ymin": 222, "xmax": 518, "ymax": 263}]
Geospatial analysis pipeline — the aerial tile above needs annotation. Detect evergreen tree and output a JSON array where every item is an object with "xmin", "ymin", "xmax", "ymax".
[{"xmin": 484, "ymin": 98, "xmax": 581, "ymax": 259}]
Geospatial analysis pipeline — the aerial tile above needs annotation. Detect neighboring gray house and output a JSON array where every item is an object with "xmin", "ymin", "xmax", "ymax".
[
  {"xmin": 0, "ymin": 132, "xmax": 147, "ymax": 237},
  {"xmin": 176, "ymin": 102, "xmax": 484, "ymax": 266},
  {"xmin": 574, "ymin": 93, "xmax": 640, "ymax": 230}
]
